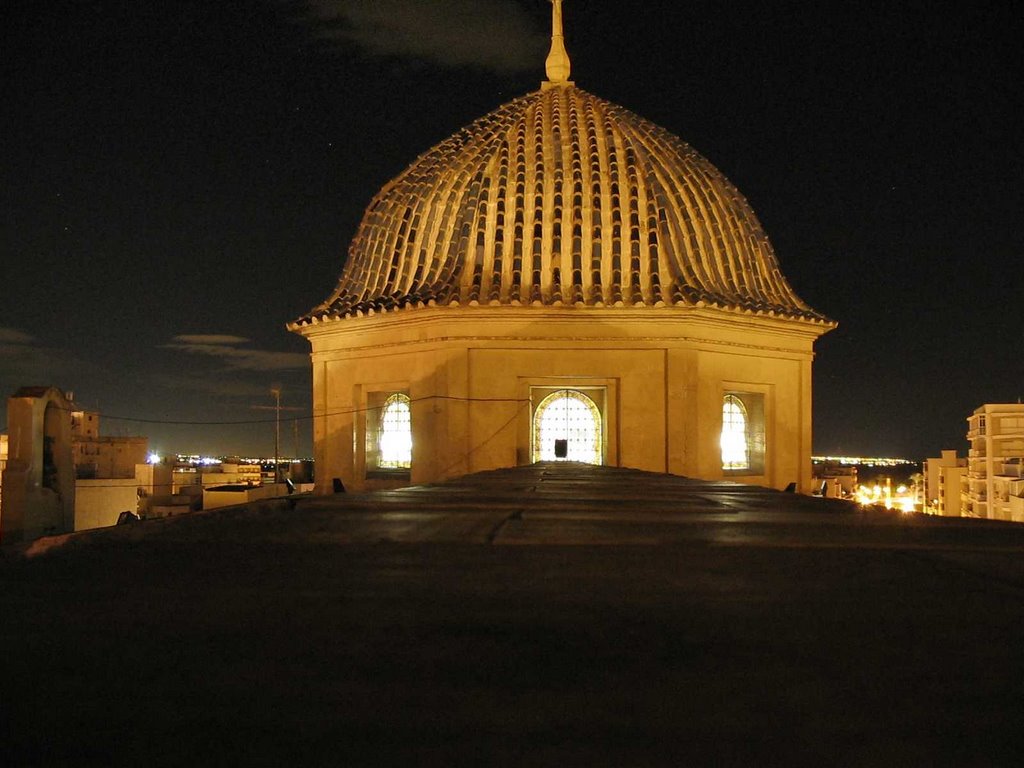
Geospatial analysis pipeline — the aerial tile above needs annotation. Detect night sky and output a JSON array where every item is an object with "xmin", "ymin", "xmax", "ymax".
[{"xmin": 2, "ymin": 0, "xmax": 1021, "ymax": 459}]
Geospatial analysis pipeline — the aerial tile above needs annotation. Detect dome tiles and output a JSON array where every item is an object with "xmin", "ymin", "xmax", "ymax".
[{"xmin": 294, "ymin": 84, "xmax": 830, "ymax": 327}]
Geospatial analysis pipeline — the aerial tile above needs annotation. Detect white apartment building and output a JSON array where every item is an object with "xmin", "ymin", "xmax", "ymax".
[
  {"xmin": 962, "ymin": 403, "xmax": 1024, "ymax": 521},
  {"xmin": 923, "ymin": 449, "xmax": 966, "ymax": 516}
]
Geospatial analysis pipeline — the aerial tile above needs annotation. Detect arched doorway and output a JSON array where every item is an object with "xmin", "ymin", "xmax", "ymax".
[{"xmin": 532, "ymin": 389, "xmax": 603, "ymax": 464}]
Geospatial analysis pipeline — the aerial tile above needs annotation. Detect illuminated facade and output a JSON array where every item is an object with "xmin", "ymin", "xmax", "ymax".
[
  {"xmin": 962, "ymin": 403, "xmax": 1024, "ymax": 521},
  {"xmin": 290, "ymin": 2, "xmax": 834, "ymax": 492},
  {"xmin": 923, "ymin": 450, "xmax": 965, "ymax": 516}
]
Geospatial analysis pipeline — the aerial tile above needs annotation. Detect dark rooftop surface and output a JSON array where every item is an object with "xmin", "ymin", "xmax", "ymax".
[{"xmin": 2, "ymin": 463, "xmax": 1024, "ymax": 765}]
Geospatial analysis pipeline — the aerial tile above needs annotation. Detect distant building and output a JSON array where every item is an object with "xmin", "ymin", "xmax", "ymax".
[
  {"xmin": 962, "ymin": 404, "xmax": 1024, "ymax": 521},
  {"xmin": 167, "ymin": 460, "xmax": 261, "ymax": 494},
  {"xmin": 196, "ymin": 462, "xmax": 263, "ymax": 488},
  {"xmin": 0, "ymin": 387, "xmax": 169, "ymax": 542},
  {"xmin": 811, "ymin": 460, "xmax": 857, "ymax": 498},
  {"xmin": 150, "ymin": 460, "xmax": 269, "ymax": 518},
  {"xmin": 71, "ymin": 409, "xmax": 148, "ymax": 479},
  {"xmin": 67, "ymin": 408, "xmax": 160, "ymax": 530},
  {"xmin": 923, "ymin": 450, "xmax": 966, "ymax": 516}
]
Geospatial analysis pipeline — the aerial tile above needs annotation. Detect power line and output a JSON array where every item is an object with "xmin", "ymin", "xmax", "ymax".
[
  {"xmin": 1, "ymin": 395, "xmax": 531, "ymax": 429},
  {"xmin": 440, "ymin": 400, "xmax": 530, "ymax": 477}
]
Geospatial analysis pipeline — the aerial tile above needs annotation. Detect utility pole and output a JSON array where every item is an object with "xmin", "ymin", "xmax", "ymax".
[
  {"xmin": 251, "ymin": 394, "xmax": 303, "ymax": 485},
  {"xmin": 271, "ymin": 386, "xmax": 281, "ymax": 485}
]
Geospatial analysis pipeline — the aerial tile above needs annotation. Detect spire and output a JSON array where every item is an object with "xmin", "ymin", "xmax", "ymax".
[{"xmin": 543, "ymin": 0, "xmax": 573, "ymax": 88}]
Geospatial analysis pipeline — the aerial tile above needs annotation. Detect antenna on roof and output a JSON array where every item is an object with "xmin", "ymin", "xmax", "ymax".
[{"xmin": 543, "ymin": 0, "xmax": 573, "ymax": 89}]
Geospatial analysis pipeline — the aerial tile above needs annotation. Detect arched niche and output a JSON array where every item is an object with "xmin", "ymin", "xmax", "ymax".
[{"xmin": 0, "ymin": 386, "xmax": 76, "ymax": 543}]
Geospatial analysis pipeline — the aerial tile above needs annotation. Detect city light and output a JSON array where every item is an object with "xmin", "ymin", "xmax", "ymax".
[
  {"xmin": 813, "ymin": 456, "xmax": 916, "ymax": 467},
  {"xmin": 854, "ymin": 482, "xmax": 917, "ymax": 513},
  {"xmin": 175, "ymin": 455, "xmax": 222, "ymax": 466}
]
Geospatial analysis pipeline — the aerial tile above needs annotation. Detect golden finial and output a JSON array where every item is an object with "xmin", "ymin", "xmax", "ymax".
[{"xmin": 543, "ymin": 0, "xmax": 573, "ymax": 88}]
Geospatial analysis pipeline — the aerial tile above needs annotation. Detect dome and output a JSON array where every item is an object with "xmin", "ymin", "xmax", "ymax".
[{"xmin": 295, "ymin": 84, "xmax": 829, "ymax": 326}]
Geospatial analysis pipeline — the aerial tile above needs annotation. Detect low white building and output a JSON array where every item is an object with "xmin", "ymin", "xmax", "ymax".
[
  {"xmin": 74, "ymin": 462, "xmax": 174, "ymax": 530},
  {"xmin": 203, "ymin": 483, "xmax": 290, "ymax": 511},
  {"xmin": 962, "ymin": 404, "xmax": 1024, "ymax": 521}
]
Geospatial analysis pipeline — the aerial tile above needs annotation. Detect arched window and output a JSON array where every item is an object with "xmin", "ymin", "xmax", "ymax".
[
  {"xmin": 532, "ymin": 389, "xmax": 602, "ymax": 464},
  {"xmin": 721, "ymin": 394, "xmax": 750, "ymax": 470},
  {"xmin": 378, "ymin": 393, "xmax": 412, "ymax": 469}
]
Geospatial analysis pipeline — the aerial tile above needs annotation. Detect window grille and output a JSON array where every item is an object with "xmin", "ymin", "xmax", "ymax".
[
  {"xmin": 532, "ymin": 389, "xmax": 602, "ymax": 464},
  {"xmin": 378, "ymin": 393, "xmax": 412, "ymax": 469},
  {"xmin": 721, "ymin": 394, "xmax": 750, "ymax": 470}
]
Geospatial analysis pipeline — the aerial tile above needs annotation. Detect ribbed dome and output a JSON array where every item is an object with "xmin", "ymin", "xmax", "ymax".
[{"xmin": 296, "ymin": 85, "xmax": 829, "ymax": 325}]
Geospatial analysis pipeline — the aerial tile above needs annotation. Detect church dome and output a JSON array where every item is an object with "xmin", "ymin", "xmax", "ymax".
[{"xmin": 294, "ymin": 40, "xmax": 829, "ymax": 326}]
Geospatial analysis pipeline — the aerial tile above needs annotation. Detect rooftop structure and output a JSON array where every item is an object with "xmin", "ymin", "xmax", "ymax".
[{"xmin": 290, "ymin": 3, "xmax": 833, "ymax": 494}]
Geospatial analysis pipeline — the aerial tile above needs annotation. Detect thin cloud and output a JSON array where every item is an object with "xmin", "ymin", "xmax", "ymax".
[
  {"xmin": 171, "ymin": 334, "xmax": 251, "ymax": 346},
  {"xmin": 297, "ymin": 0, "xmax": 546, "ymax": 72},
  {"xmin": 0, "ymin": 331, "xmax": 105, "ymax": 407},
  {"xmin": 0, "ymin": 331, "xmax": 85, "ymax": 375},
  {"xmin": 0, "ymin": 327, "xmax": 36, "ymax": 345},
  {"xmin": 0, "ymin": 343, "xmax": 45, "ymax": 368},
  {"xmin": 163, "ymin": 336, "xmax": 308, "ymax": 371},
  {"xmin": 156, "ymin": 373, "xmax": 286, "ymax": 399}
]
